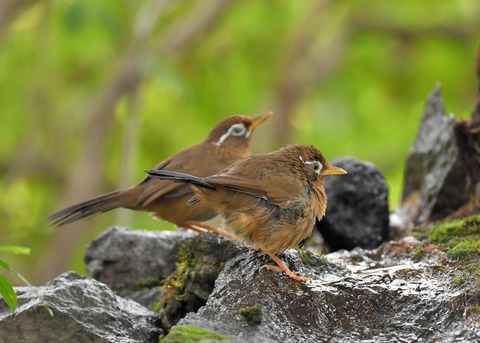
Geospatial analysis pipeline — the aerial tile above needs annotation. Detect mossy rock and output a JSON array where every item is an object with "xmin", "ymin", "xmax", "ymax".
[
  {"xmin": 414, "ymin": 214, "xmax": 480, "ymax": 306},
  {"xmin": 160, "ymin": 325, "xmax": 230, "ymax": 343},
  {"xmin": 427, "ymin": 214, "xmax": 480, "ymax": 260},
  {"xmin": 428, "ymin": 214, "xmax": 480, "ymax": 246},
  {"xmin": 152, "ymin": 233, "xmax": 246, "ymax": 329},
  {"xmin": 238, "ymin": 304, "xmax": 263, "ymax": 325}
]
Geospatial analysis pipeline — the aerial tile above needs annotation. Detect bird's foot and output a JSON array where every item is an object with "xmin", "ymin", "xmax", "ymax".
[
  {"xmin": 183, "ymin": 221, "xmax": 236, "ymax": 240},
  {"xmin": 259, "ymin": 264, "xmax": 310, "ymax": 282},
  {"xmin": 180, "ymin": 224, "xmax": 209, "ymax": 234}
]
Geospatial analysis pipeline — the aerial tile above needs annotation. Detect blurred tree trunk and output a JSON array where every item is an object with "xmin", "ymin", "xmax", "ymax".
[
  {"xmin": 34, "ymin": 54, "xmax": 142, "ymax": 284},
  {"xmin": 266, "ymin": 0, "xmax": 348, "ymax": 149},
  {"xmin": 115, "ymin": 87, "xmax": 141, "ymax": 226},
  {"xmin": 0, "ymin": 0, "xmax": 36, "ymax": 44}
]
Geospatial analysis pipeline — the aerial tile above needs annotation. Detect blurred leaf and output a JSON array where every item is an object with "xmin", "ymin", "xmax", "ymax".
[
  {"xmin": 0, "ymin": 246, "xmax": 31, "ymax": 255},
  {"xmin": 0, "ymin": 273, "xmax": 17, "ymax": 312},
  {"xmin": 0, "ymin": 260, "xmax": 12, "ymax": 272}
]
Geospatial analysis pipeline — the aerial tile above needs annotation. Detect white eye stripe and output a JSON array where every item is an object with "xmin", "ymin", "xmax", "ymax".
[
  {"xmin": 212, "ymin": 123, "xmax": 247, "ymax": 145},
  {"xmin": 301, "ymin": 157, "xmax": 322, "ymax": 174}
]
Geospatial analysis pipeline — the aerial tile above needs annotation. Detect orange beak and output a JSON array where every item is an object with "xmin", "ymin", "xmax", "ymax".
[
  {"xmin": 249, "ymin": 111, "xmax": 273, "ymax": 131},
  {"xmin": 322, "ymin": 165, "xmax": 347, "ymax": 176}
]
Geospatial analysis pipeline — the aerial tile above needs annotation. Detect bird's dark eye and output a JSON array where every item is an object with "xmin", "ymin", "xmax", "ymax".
[
  {"xmin": 212, "ymin": 123, "xmax": 248, "ymax": 146},
  {"xmin": 312, "ymin": 161, "xmax": 322, "ymax": 173},
  {"xmin": 229, "ymin": 124, "xmax": 246, "ymax": 136}
]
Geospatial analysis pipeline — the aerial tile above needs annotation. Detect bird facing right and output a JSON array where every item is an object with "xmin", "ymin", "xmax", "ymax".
[{"xmin": 146, "ymin": 144, "xmax": 347, "ymax": 282}]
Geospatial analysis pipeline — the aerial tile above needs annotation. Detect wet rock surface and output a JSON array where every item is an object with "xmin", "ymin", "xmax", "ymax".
[
  {"xmin": 1, "ymin": 228, "xmax": 478, "ymax": 343},
  {"xmin": 315, "ymin": 157, "xmax": 390, "ymax": 251},
  {"xmin": 0, "ymin": 272, "xmax": 162, "ymax": 343},
  {"xmin": 400, "ymin": 85, "xmax": 480, "ymax": 224},
  {"xmin": 177, "ymin": 237, "xmax": 479, "ymax": 343}
]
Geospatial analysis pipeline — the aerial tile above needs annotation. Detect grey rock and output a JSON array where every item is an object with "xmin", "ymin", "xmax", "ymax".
[
  {"xmin": 153, "ymin": 232, "xmax": 247, "ymax": 329},
  {"xmin": 175, "ymin": 238, "xmax": 479, "ymax": 343},
  {"xmin": 85, "ymin": 227, "xmax": 247, "ymax": 329},
  {"xmin": 401, "ymin": 84, "xmax": 471, "ymax": 223},
  {"xmin": 85, "ymin": 226, "xmax": 197, "ymax": 308},
  {"xmin": 315, "ymin": 157, "xmax": 389, "ymax": 251},
  {"xmin": 0, "ymin": 272, "xmax": 161, "ymax": 343}
]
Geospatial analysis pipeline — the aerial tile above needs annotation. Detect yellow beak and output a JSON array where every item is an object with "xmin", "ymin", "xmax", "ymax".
[
  {"xmin": 249, "ymin": 111, "xmax": 273, "ymax": 131},
  {"xmin": 322, "ymin": 166, "xmax": 347, "ymax": 176}
]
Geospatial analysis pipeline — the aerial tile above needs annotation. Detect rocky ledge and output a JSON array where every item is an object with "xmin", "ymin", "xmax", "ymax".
[{"xmin": 1, "ymin": 223, "xmax": 479, "ymax": 343}]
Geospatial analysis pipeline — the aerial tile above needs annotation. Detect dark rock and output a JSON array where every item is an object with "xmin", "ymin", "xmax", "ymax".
[
  {"xmin": 85, "ymin": 227, "xmax": 247, "ymax": 329},
  {"xmin": 400, "ymin": 85, "xmax": 477, "ymax": 224},
  {"xmin": 174, "ymin": 238, "xmax": 479, "ymax": 343},
  {"xmin": 151, "ymin": 233, "xmax": 247, "ymax": 329},
  {"xmin": 315, "ymin": 157, "xmax": 389, "ymax": 251},
  {"xmin": 85, "ymin": 226, "xmax": 197, "ymax": 308},
  {"xmin": 0, "ymin": 272, "xmax": 162, "ymax": 343}
]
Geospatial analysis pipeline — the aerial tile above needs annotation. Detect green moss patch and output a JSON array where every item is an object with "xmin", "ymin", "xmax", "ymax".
[
  {"xmin": 133, "ymin": 276, "xmax": 163, "ymax": 289},
  {"xmin": 238, "ymin": 304, "xmax": 263, "ymax": 325},
  {"xmin": 298, "ymin": 249, "xmax": 326, "ymax": 267},
  {"xmin": 160, "ymin": 325, "xmax": 231, "ymax": 343},
  {"xmin": 152, "ymin": 239, "xmax": 200, "ymax": 326},
  {"xmin": 427, "ymin": 214, "xmax": 480, "ymax": 260},
  {"xmin": 411, "ymin": 246, "xmax": 425, "ymax": 262},
  {"xmin": 419, "ymin": 214, "xmax": 480, "ymax": 304}
]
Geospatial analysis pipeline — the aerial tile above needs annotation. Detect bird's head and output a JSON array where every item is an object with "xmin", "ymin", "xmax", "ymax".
[
  {"xmin": 205, "ymin": 112, "xmax": 272, "ymax": 150},
  {"xmin": 294, "ymin": 145, "xmax": 347, "ymax": 182}
]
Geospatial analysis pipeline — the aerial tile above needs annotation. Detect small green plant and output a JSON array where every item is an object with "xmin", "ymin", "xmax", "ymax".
[
  {"xmin": 411, "ymin": 246, "xmax": 425, "ymax": 262},
  {"xmin": 0, "ymin": 245, "xmax": 31, "ymax": 312}
]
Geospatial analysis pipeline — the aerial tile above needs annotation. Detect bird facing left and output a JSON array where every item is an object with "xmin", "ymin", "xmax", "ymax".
[{"xmin": 48, "ymin": 112, "xmax": 272, "ymax": 234}]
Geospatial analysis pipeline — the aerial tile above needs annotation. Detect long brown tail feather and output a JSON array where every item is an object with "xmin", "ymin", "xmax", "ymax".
[{"xmin": 47, "ymin": 190, "xmax": 134, "ymax": 226}]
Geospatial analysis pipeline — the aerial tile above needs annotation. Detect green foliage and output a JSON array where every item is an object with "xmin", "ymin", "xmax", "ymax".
[
  {"xmin": 0, "ymin": 246, "xmax": 31, "ymax": 312},
  {"xmin": 0, "ymin": 246, "xmax": 31, "ymax": 255},
  {"xmin": 0, "ymin": 271, "xmax": 16, "ymax": 313},
  {"xmin": 160, "ymin": 325, "xmax": 231, "ymax": 343}
]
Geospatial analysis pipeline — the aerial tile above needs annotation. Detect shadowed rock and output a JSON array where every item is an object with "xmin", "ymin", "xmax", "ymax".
[
  {"xmin": 85, "ymin": 226, "xmax": 197, "ymax": 308},
  {"xmin": 0, "ymin": 272, "xmax": 162, "ymax": 343},
  {"xmin": 315, "ymin": 157, "xmax": 389, "ymax": 251},
  {"xmin": 400, "ymin": 85, "xmax": 479, "ymax": 224},
  {"xmin": 85, "ymin": 227, "xmax": 246, "ymax": 329}
]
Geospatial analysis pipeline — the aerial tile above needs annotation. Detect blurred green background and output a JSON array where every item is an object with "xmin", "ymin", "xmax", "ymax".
[{"xmin": 1, "ymin": 0, "xmax": 479, "ymax": 285}]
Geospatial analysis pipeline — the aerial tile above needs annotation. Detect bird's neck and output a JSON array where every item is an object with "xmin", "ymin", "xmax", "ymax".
[{"xmin": 208, "ymin": 141, "xmax": 251, "ymax": 160}]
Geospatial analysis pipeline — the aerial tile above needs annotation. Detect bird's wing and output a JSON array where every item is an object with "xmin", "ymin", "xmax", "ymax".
[
  {"xmin": 208, "ymin": 174, "xmax": 303, "ymax": 207},
  {"xmin": 137, "ymin": 142, "xmax": 236, "ymax": 206},
  {"xmin": 137, "ymin": 158, "xmax": 195, "ymax": 206}
]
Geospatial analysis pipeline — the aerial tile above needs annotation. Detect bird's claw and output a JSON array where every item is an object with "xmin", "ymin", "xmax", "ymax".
[{"xmin": 259, "ymin": 264, "xmax": 310, "ymax": 282}]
